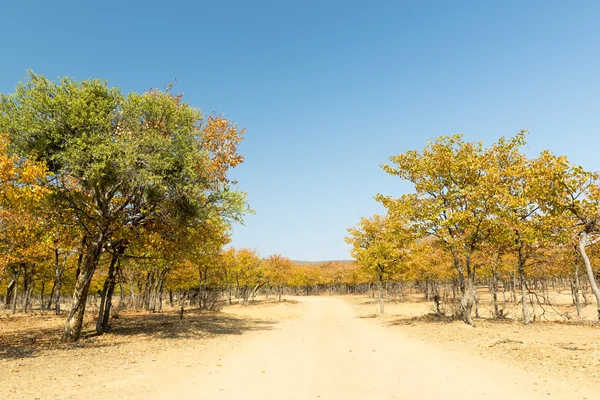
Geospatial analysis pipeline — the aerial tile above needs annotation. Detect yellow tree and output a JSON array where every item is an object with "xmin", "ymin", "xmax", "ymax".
[
  {"xmin": 346, "ymin": 214, "xmax": 412, "ymax": 314},
  {"xmin": 264, "ymin": 254, "xmax": 294, "ymax": 302},
  {"xmin": 405, "ymin": 237, "xmax": 455, "ymax": 310},
  {"xmin": 486, "ymin": 134, "xmax": 569, "ymax": 324},
  {"xmin": 379, "ymin": 135, "xmax": 501, "ymax": 324},
  {"xmin": 0, "ymin": 132, "xmax": 50, "ymax": 313},
  {"xmin": 235, "ymin": 248, "xmax": 264, "ymax": 304},
  {"xmin": 534, "ymin": 151, "xmax": 600, "ymax": 320}
]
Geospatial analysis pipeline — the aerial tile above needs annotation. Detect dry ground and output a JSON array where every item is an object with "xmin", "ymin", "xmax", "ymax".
[
  {"xmin": 347, "ymin": 296, "xmax": 600, "ymax": 388},
  {"xmin": 0, "ymin": 296, "xmax": 599, "ymax": 399}
]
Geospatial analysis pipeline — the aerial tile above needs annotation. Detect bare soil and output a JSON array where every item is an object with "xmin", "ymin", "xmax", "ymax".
[
  {"xmin": 1, "ymin": 296, "xmax": 598, "ymax": 399},
  {"xmin": 346, "ymin": 295, "xmax": 600, "ymax": 388}
]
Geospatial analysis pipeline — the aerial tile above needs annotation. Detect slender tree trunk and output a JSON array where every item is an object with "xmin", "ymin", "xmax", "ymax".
[
  {"xmin": 157, "ymin": 275, "xmax": 165, "ymax": 312},
  {"xmin": 74, "ymin": 236, "xmax": 87, "ymax": 282},
  {"xmin": 578, "ymin": 231, "xmax": 600, "ymax": 320},
  {"xmin": 129, "ymin": 279, "xmax": 136, "ymax": 308},
  {"xmin": 179, "ymin": 291, "xmax": 188, "ymax": 321},
  {"xmin": 96, "ymin": 245, "xmax": 121, "ymax": 335},
  {"xmin": 21, "ymin": 264, "xmax": 33, "ymax": 312},
  {"xmin": 40, "ymin": 281, "xmax": 45, "ymax": 310},
  {"xmin": 102, "ymin": 259, "xmax": 119, "ymax": 331},
  {"xmin": 52, "ymin": 248, "xmax": 65, "ymax": 314},
  {"xmin": 61, "ymin": 233, "xmax": 105, "ymax": 343},
  {"xmin": 377, "ymin": 267, "xmax": 385, "ymax": 314},
  {"xmin": 5, "ymin": 279, "xmax": 16, "ymax": 307},
  {"xmin": 46, "ymin": 281, "xmax": 55, "ymax": 310},
  {"xmin": 11, "ymin": 270, "xmax": 19, "ymax": 315},
  {"xmin": 250, "ymin": 283, "xmax": 262, "ymax": 301},
  {"xmin": 570, "ymin": 271, "xmax": 582, "ymax": 318},
  {"xmin": 116, "ymin": 264, "xmax": 125, "ymax": 316},
  {"xmin": 490, "ymin": 269, "xmax": 500, "ymax": 318},
  {"xmin": 511, "ymin": 272, "xmax": 517, "ymax": 302},
  {"xmin": 518, "ymin": 246, "xmax": 531, "ymax": 325}
]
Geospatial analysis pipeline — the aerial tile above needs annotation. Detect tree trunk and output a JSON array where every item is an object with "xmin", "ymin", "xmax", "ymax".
[
  {"xmin": 454, "ymin": 249, "xmax": 475, "ymax": 325},
  {"xmin": 96, "ymin": 246, "xmax": 120, "ymax": 335},
  {"xmin": 489, "ymin": 270, "xmax": 500, "ymax": 318},
  {"xmin": 5, "ymin": 279, "xmax": 16, "ymax": 308},
  {"xmin": 40, "ymin": 281, "xmax": 45, "ymax": 310},
  {"xmin": 52, "ymin": 248, "xmax": 65, "ymax": 314},
  {"xmin": 250, "ymin": 283, "xmax": 262, "ymax": 301},
  {"xmin": 377, "ymin": 269, "xmax": 385, "ymax": 315},
  {"xmin": 518, "ymin": 246, "xmax": 531, "ymax": 325},
  {"xmin": 21, "ymin": 264, "xmax": 34, "ymax": 313},
  {"xmin": 61, "ymin": 233, "xmax": 105, "ymax": 343},
  {"xmin": 55, "ymin": 272, "xmax": 63, "ymax": 315},
  {"xmin": 11, "ymin": 273, "xmax": 19, "ymax": 315},
  {"xmin": 570, "ymin": 271, "xmax": 582, "ymax": 318},
  {"xmin": 179, "ymin": 291, "xmax": 188, "ymax": 321},
  {"xmin": 578, "ymin": 231, "xmax": 600, "ymax": 320},
  {"xmin": 157, "ymin": 276, "xmax": 165, "ymax": 312},
  {"xmin": 46, "ymin": 280, "xmax": 55, "ymax": 310},
  {"xmin": 460, "ymin": 275, "xmax": 475, "ymax": 325}
]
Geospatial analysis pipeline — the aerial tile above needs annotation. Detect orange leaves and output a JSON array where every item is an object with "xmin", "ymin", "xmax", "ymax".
[
  {"xmin": 199, "ymin": 115, "xmax": 245, "ymax": 184},
  {"xmin": 264, "ymin": 254, "xmax": 294, "ymax": 285},
  {"xmin": 0, "ymin": 132, "xmax": 17, "ymax": 182}
]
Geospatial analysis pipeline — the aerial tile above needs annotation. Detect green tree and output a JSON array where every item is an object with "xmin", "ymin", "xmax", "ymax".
[{"xmin": 0, "ymin": 72, "xmax": 248, "ymax": 342}]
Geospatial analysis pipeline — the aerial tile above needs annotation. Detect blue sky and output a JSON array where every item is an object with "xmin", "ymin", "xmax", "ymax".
[{"xmin": 1, "ymin": 1, "xmax": 599, "ymax": 260}]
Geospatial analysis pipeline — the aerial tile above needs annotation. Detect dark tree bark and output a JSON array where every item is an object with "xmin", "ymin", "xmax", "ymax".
[
  {"xmin": 61, "ymin": 233, "xmax": 106, "ymax": 343},
  {"xmin": 46, "ymin": 281, "xmax": 55, "ymax": 310},
  {"xmin": 97, "ymin": 240, "xmax": 128, "ymax": 334},
  {"xmin": 5, "ymin": 279, "xmax": 16, "ymax": 308}
]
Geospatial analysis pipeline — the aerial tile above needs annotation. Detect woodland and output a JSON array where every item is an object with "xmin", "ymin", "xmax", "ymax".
[{"xmin": 1, "ymin": 72, "xmax": 600, "ymax": 348}]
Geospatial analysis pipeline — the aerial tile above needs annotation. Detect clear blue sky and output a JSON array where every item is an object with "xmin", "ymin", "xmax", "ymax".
[{"xmin": 1, "ymin": 1, "xmax": 599, "ymax": 260}]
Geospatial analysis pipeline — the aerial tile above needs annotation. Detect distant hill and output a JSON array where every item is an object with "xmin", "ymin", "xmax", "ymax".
[{"xmin": 291, "ymin": 260, "xmax": 354, "ymax": 266}]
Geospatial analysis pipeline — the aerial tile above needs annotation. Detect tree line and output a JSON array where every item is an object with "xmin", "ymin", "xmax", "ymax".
[{"xmin": 346, "ymin": 132, "xmax": 600, "ymax": 324}]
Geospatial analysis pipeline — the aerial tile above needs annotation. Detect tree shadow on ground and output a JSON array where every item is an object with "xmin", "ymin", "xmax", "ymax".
[
  {"xmin": 103, "ymin": 309, "xmax": 274, "ymax": 339},
  {"xmin": 0, "ymin": 309, "xmax": 274, "ymax": 361},
  {"xmin": 386, "ymin": 313, "xmax": 457, "ymax": 326},
  {"xmin": 386, "ymin": 313, "xmax": 583, "ymax": 327}
]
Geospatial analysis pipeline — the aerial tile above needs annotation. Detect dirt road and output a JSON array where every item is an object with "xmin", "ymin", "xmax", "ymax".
[
  {"xmin": 3, "ymin": 297, "xmax": 596, "ymax": 399},
  {"xmin": 160, "ymin": 297, "xmax": 594, "ymax": 400}
]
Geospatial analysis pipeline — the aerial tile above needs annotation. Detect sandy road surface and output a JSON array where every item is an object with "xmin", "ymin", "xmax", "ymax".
[
  {"xmin": 3, "ymin": 297, "xmax": 596, "ymax": 399},
  {"xmin": 161, "ymin": 297, "xmax": 594, "ymax": 400}
]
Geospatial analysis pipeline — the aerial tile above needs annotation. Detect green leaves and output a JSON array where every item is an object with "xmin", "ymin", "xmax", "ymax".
[{"xmin": 0, "ymin": 72, "xmax": 248, "ymax": 238}]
